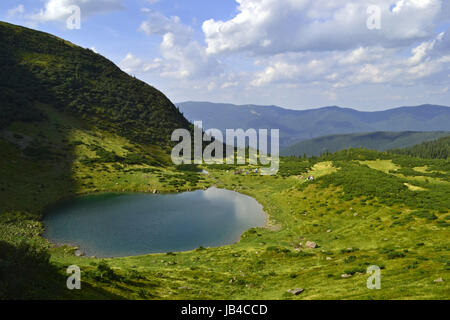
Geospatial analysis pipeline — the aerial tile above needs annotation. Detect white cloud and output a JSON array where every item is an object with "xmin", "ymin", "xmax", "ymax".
[
  {"xmin": 120, "ymin": 1, "xmax": 449, "ymax": 108},
  {"xmin": 202, "ymin": 0, "xmax": 443, "ymax": 55},
  {"xmin": 29, "ymin": 0, "xmax": 124, "ymax": 24},
  {"xmin": 221, "ymin": 81, "xmax": 238, "ymax": 89},
  {"xmin": 250, "ymin": 29, "xmax": 450, "ymax": 89},
  {"xmin": 131, "ymin": 10, "xmax": 223, "ymax": 80},
  {"xmin": 426, "ymin": 86, "xmax": 449, "ymax": 94},
  {"xmin": 119, "ymin": 53, "xmax": 143, "ymax": 74},
  {"xmin": 392, "ymin": 0, "xmax": 435, "ymax": 13},
  {"xmin": 143, "ymin": 58, "xmax": 163, "ymax": 72},
  {"xmin": 408, "ymin": 40, "xmax": 435, "ymax": 65},
  {"xmin": 139, "ymin": 11, "xmax": 193, "ymax": 44}
]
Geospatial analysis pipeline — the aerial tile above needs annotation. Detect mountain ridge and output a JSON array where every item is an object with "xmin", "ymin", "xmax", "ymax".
[
  {"xmin": 177, "ymin": 100, "xmax": 450, "ymax": 113},
  {"xmin": 0, "ymin": 20, "xmax": 192, "ymax": 147},
  {"xmin": 177, "ymin": 101, "xmax": 450, "ymax": 148}
]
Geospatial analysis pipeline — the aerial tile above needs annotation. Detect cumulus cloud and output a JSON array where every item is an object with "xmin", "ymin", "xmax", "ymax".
[
  {"xmin": 139, "ymin": 10, "xmax": 193, "ymax": 43},
  {"xmin": 61, "ymin": 0, "xmax": 447, "ymax": 107},
  {"xmin": 116, "ymin": 1, "xmax": 449, "ymax": 107},
  {"xmin": 124, "ymin": 10, "xmax": 223, "ymax": 81},
  {"xmin": 119, "ymin": 53, "xmax": 143, "ymax": 74},
  {"xmin": 249, "ymin": 27, "xmax": 450, "ymax": 90},
  {"xmin": 203, "ymin": 0, "xmax": 443, "ymax": 55},
  {"xmin": 184, "ymin": 0, "xmax": 447, "ymax": 102},
  {"xmin": 29, "ymin": 0, "xmax": 124, "ymax": 24}
]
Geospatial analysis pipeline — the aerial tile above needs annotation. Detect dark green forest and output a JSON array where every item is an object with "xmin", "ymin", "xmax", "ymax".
[
  {"xmin": 0, "ymin": 21, "xmax": 192, "ymax": 146},
  {"xmin": 281, "ymin": 131, "xmax": 450, "ymax": 157},
  {"xmin": 390, "ymin": 136, "xmax": 450, "ymax": 159}
]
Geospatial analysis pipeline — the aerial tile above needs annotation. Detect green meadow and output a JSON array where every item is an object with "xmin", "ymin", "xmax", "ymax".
[{"xmin": 1, "ymin": 105, "xmax": 449, "ymax": 299}]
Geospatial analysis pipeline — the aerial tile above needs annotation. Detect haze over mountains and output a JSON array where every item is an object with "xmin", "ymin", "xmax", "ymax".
[{"xmin": 177, "ymin": 102, "xmax": 450, "ymax": 149}]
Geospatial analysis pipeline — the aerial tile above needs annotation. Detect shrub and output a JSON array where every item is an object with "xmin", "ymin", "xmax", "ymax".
[
  {"xmin": 344, "ymin": 256, "xmax": 357, "ymax": 263},
  {"xmin": 387, "ymin": 251, "xmax": 406, "ymax": 259},
  {"xmin": 91, "ymin": 260, "xmax": 120, "ymax": 282}
]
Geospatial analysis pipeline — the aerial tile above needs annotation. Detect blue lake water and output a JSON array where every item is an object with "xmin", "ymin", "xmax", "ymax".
[{"xmin": 43, "ymin": 187, "xmax": 266, "ymax": 257}]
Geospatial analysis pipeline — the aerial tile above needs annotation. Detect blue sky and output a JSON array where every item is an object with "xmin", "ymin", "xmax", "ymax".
[{"xmin": 1, "ymin": 0, "xmax": 450, "ymax": 111}]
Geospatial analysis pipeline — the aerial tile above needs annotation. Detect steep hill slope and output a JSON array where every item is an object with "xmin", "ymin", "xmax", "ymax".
[
  {"xmin": 281, "ymin": 131, "xmax": 450, "ymax": 157},
  {"xmin": 0, "ymin": 21, "xmax": 191, "ymax": 146},
  {"xmin": 177, "ymin": 101, "xmax": 450, "ymax": 148},
  {"xmin": 0, "ymin": 21, "xmax": 196, "ymax": 299}
]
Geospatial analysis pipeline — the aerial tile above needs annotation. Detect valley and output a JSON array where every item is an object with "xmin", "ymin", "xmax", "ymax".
[
  {"xmin": 1, "ymin": 118, "xmax": 449, "ymax": 299},
  {"xmin": 0, "ymin": 21, "xmax": 448, "ymax": 301}
]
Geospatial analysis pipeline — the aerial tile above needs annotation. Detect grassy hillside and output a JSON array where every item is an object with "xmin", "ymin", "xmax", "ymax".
[
  {"xmin": 390, "ymin": 135, "xmax": 450, "ymax": 159},
  {"xmin": 177, "ymin": 101, "xmax": 450, "ymax": 148},
  {"xmin": 0, "ymin": 21, "xmax": 192, "ymax": 146},
  {"xmin": 0, "ymin": 21, "xmax": 198, "ymax": 299},
  {"xmin": 281, "ymin": 131, "xmax": 450, "ymax": 157},
  {"xmin": 16, "ymin": 150, "xmax": 448, "ymax": 300}
]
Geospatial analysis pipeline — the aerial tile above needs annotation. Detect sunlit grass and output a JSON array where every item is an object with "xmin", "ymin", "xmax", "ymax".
[{"xmin": 1, "ymin": 108, "xmax": 449, "ymax": 299}]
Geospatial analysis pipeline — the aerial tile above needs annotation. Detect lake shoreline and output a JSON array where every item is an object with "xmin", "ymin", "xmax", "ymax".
[{"xmin": 43, "ymin": 187, "xmax": 269, "ymax": 259}]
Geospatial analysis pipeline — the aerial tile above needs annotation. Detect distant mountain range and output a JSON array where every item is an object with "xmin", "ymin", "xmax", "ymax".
[
  {"xmin": 176, "ymin": 101, "xmax": 450, "ymax": 149},
  {"xmin": 280, "ymin": 131, "xmax": 450, "ymax": 157}
]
